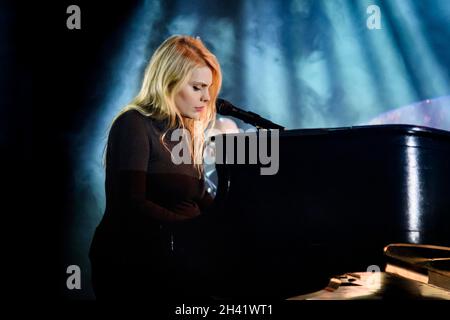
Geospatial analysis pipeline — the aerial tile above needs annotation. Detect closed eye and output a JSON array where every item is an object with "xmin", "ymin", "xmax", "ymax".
[{"xmin": 192, "ymin": 81, "xmax": 211, "ymax": 90}]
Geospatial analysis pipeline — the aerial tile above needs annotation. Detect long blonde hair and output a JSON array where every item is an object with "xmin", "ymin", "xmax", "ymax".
[{"xmin": 107, "ymin": 35, "xmax": 222, "ymax": 177}]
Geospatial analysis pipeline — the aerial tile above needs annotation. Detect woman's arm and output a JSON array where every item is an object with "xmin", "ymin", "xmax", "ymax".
[
  {"xmin": 108, "ymin": 111, "xmax": 198, "ymax": 223},
  {"xmin": 118, "ymin": 170, "xmax": 200, "ymax": 222}
]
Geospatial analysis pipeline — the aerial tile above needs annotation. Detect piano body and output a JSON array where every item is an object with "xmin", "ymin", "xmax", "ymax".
[{"xmin": 209, "ymin": 124, "xmax": 450, "ymax": 298}]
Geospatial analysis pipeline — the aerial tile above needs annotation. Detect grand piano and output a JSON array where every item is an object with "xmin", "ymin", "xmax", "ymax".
[{"xmin": 206, "ymin": 124, "xmax": 450, "ymax": 298}]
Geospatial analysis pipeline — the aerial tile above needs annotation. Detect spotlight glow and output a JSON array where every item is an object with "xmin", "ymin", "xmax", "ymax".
[{"xmin": 405, "ymin": 135, "xmax": 423, "ymax": 244}]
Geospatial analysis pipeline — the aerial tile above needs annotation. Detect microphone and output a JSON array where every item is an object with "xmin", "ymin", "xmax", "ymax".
[{"xmin": 215, "ymin": 98, "xmax": 284, "ymax": 130}]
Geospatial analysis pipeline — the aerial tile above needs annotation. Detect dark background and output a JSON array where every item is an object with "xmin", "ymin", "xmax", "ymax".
[
  {"xmin": 34, "ymin": 0, "xmax": 144, "ymax": 299},
  {"xmin": 3, "ymin": 0, "xmax": 448, "ymax": 301}
]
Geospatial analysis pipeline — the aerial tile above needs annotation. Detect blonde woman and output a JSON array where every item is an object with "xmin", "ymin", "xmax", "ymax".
[{"xmin": 89, "ymin": 35, "xmax": 222, "ymax": 301}]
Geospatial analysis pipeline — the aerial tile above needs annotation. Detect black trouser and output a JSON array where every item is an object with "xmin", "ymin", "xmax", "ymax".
[{"xmin": 89, "ymin": 215, "xmax": 217, "ymax": 301}]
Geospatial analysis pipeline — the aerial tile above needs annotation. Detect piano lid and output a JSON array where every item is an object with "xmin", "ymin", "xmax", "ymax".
[{"xmin": 209, "ymin": 124, "xmax": 450, "ymax": 297}]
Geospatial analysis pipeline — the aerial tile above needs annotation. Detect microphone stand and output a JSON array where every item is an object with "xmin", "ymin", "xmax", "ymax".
[
  {"xmin": 217, "ymin": 99, "xmax": 285, "ymax": 130},
  {"xmin": 244, "ymin": 112, "xmax": 285, "ymax": 130}
]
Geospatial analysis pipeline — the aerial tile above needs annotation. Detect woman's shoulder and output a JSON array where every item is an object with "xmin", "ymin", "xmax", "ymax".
[
  {"xmin": 114, "ymin": 108, "xmax": 147, "ymax": 125},
  {"xmin": 111, "ymin": 109, "xmax": 167, "ymax": 135}
]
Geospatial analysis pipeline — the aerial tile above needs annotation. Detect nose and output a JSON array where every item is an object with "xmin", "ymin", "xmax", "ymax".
[{"xmin": 201, "ymin": 89, "xmax": 210, "ymax": 103}]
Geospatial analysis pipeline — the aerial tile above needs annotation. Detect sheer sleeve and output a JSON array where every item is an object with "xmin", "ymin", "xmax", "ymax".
[
  {"xmin": 110, "ymin": 110, "xmax": 150, "ymax": 172},
  {"xmin": 119, "ymin": 170, "xmax": 200, "ymax": 222}
]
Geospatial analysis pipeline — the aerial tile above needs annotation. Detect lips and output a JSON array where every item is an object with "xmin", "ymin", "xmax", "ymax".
[{"xmin": 194, "ymin": 106, "xmax": 205, "ymax": 112}]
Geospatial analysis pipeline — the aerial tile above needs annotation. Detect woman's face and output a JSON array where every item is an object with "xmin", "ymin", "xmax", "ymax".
[{"xmin": 175, "ymin": 66, "xmax": 212, "ymax": 120}]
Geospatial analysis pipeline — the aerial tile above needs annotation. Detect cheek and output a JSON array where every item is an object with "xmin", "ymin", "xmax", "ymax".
[
  {"xmin": 180, "ymin": 88, "xmax": 194, "ymax": 101},
  {"xmin": 175, "ymin": 84, "xmax": 203, "ymax": 112},
  {"xmin": 176, "ymin": 90, "xmax": 188, "ymax": 107}
]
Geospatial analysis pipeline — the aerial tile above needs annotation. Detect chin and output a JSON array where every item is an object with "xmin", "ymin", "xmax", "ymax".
[
  {"xmin": 182, "ymin": 113, "xmax": 200, "ymax": 120},
  {"xmin": 190, "ymin": 112, "xmax": 202, "ymax": 120}
]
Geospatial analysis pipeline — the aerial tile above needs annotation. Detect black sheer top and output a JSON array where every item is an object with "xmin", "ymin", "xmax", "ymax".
[{"xmin": 93, "ymin": 110, "xmax": 214, "ymax": 252}]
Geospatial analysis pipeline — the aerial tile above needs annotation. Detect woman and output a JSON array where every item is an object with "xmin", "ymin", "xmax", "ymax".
[{"xmin": 89, "ymin": 35, "xmax": 222, "ymax": 301}]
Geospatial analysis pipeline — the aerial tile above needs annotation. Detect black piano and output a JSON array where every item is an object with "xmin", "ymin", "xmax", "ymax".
[{"xmin": 207, "ymin": 124, "xmax": 450, "ymax": 298}]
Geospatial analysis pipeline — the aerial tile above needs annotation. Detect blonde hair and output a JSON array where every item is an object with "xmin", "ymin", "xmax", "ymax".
[{"xmin": 106, "ymin": 35, "xmax": 222, "ymax": 177}]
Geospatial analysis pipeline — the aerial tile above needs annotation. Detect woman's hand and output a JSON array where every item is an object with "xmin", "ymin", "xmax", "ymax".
[{"xmin": 170, "ymin": 200, "xmax": 201, "ymax": 219}]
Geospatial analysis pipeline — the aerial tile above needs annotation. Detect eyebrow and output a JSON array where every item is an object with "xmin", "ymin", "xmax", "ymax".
[{"xmin": 192, "ymin": 81, "xmax": 211, "ymax": 87}]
